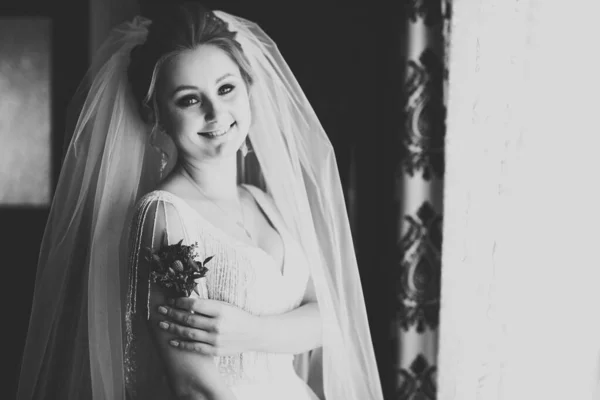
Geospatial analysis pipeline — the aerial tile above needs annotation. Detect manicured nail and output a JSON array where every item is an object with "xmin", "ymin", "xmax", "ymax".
[
  {"xmin": 158, "ymin": 306, "xmax": 168, "ymax": 315},
  {"xmin": 169, "ymin": 340, "xmax": 179, "ymax": 347},
  {"xmin": 159, "ymin": 321, "xmax": 168, "ymax": 329}
]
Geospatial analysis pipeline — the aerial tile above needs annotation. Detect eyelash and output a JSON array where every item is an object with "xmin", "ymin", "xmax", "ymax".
[
  {"xmin": 177, "ymin": 84, "xmax": 236, "ymax": 108},
  {"xmin": 177, "ymin": 96, "xmax": 199, "ymax": 107},
  {"xmin": 219, "ymin": 84, "xmax": 235, "ymax": 95}
]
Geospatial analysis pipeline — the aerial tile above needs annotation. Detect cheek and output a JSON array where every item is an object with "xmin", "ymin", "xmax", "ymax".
[{"xmin": 163, "ymin": 108, "xmax": 194, "ymax": 135}]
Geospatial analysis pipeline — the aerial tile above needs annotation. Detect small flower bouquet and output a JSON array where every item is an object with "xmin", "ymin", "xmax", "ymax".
[{"xmin": 145, "ymin": 238, "xmax": 213, "ymax": 297}]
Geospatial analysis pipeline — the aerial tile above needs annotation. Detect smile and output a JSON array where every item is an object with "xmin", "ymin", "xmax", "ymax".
[{"xmin": 199, "ymin": 122, "xmax": 235, "ymax": 138}]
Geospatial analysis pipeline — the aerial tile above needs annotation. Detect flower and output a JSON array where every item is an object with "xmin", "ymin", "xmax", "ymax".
[
  {"xmin": 145, "ymin": 238, "xmax": 213, "ymax": 297},
  {"xmin": 172, "ymin": 260, "xmax": 184, "ymax": 272}
]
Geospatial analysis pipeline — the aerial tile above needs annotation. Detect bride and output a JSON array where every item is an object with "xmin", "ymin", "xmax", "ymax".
[{"xmin": 16, "ymin": 3, "xmax": 383, "ymax": 399}]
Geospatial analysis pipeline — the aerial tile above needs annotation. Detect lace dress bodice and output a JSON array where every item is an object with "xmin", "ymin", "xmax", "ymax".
[{"xmin": 128, "ymin": 186, "xmax": 318, "ymax": 399}]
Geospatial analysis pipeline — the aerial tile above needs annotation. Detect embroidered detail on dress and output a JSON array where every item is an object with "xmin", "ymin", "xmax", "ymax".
[{"xmin": 125, "ymin": 190, "xmax": 310, "ymax": 389}]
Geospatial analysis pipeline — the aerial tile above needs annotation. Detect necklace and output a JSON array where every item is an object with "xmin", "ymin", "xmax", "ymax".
[{"xmin": 182, "ymin": 171, "xmax": 253, "ymax": 241}]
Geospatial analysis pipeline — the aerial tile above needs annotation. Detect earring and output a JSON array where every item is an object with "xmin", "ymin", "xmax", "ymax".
[
  {"xmin": 150, "ymin": 124, "xmax": 169, "ymax": 178},
  {"xmin": 159, "ymin": 151, "xmax": 168, "ymax": 179},
  {"xmin": 240, "ymin": 137, "xmax": 253, "ymax": 157}
]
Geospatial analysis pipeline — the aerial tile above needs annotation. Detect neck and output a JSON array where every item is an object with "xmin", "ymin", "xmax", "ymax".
[{"xmin": 177, "ymin": 156, "xmax": 239, "ymax": 200}]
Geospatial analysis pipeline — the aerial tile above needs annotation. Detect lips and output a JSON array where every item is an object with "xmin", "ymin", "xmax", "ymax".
[{"xmin": 199, "ymin": 122, "xmax": 236, "ymax": 138}]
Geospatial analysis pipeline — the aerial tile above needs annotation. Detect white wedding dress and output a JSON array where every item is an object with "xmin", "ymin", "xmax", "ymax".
[{"xmin": 129, "ymin": 185, "xmax": 320, "ymax": 400}]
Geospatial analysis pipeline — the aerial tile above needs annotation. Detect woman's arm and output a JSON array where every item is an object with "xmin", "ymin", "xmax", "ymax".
[
  {"xmin": 250, "ymin": 275, "xmax": 321, "ymax": 354},
  {"xmin": 161, "ymin": 275, "xmax": 322, "ymax": 355},
  {"xmin": 147, "ymin": 283, "xmax": 237, "ymax": 399},
  {"xmin": 252, "ymin": 302, "xmax": 321, "ymax": 354},
  {"xmin": 137, "ymin": 199, "xmax": 236, "ymax": 400}
]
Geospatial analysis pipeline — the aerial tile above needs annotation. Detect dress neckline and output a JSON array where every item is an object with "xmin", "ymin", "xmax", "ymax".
[{"xmin": 149, "ymin": 186, "xmax": 287, "ymax": 277}]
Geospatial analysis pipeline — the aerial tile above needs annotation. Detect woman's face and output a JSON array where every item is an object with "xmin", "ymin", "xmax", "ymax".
[{"xmin": 157, "ymin": 44, "xmax": 252, "ymax": 163}]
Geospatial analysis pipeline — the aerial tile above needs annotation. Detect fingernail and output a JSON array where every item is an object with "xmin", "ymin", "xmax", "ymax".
[
  {"xmin": 169, "ymin": 340, "xmax": 179, "ymax": 347},
  {"xmin": 159, "ymin": 321, "xmax": 168, "ymax": 329},
  {"xmin": 158, "ymin": 306, "xmax": 168, "ymax": 315}
]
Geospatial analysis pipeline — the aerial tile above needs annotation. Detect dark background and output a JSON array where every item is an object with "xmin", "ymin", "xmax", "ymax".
[{"xmin": 3, "ymin": 0, "xmax": 406, "ymax": 398}]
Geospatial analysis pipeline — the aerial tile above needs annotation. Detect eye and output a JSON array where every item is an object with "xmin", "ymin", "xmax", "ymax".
[
  {"xmin": 176, "ymin": 95, "xmax": 200, "ymax": 108},
  {"xmin": 218, "ymin": 84, "xmax": 235, "ymax": 96}
]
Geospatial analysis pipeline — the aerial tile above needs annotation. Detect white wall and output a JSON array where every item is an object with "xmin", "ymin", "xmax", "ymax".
[{"xmin": 438, "ymin": 1, "xmax": 600, "ymax": 399}]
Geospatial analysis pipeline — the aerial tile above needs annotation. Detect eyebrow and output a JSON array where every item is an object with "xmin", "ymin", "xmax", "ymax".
[
  {"xmin": 170, "ymin": 73, "xmax": 236, "ymax": 97},
  {"xmin": 216, "ymin": 73, "xmax": 234, "ymax": 84}
]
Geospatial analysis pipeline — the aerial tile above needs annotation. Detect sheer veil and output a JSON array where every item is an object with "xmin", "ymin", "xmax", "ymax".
[{"xmin": 17, "ymin": 10, "xmax": 384, "ymax": 400}]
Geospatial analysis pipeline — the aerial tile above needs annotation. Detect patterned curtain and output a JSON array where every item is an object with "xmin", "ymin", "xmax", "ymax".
[{"xmin": 393, "ymin": 1, "xmax": 452, "ymax": 399}]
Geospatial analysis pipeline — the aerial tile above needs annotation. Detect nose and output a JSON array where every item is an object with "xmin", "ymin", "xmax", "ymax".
[{"xmin": 201, "ymin": 96, "xmax": 224, "ymax": 123}]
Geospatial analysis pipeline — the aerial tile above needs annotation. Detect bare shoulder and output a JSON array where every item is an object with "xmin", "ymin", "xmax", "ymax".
[{"xmin": 132, "ymin": 190, "xmax": 186, "ymax": 247}]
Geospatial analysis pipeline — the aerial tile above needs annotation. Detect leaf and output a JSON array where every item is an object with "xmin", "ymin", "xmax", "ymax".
[{"xmin": 203, "ymin": 255, "xmax": 214, "ymax": 265}]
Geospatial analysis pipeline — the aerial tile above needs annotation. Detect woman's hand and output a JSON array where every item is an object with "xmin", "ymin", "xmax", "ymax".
[{"xmin": 157, "ymin": 298, "xmax": 260, "ymax": 356}]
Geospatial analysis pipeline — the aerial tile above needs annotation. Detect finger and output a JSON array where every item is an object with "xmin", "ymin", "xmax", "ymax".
[
  {"xmin": 158, "ymin": 321, "xmax": 216, "ymax": 345},
  {"xmin": 169, "ymin": 339, "xmax": 217, "ymax": 355},
  {"xmin": 158, "ymin": 306, "xmax": 218, "ymax": 331},
  {"xmin": 172, "ymin": 298, "xmax": 223, "ymax": 316}
]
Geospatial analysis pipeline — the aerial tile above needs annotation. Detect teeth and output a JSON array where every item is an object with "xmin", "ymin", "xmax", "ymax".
[
  {"xmin": 204, "ymin": 124, "xmax": 233, "ymax": 138},
  {"xmin": 202, "ymin": 124, "xmax": 233, "ymax": 138}
]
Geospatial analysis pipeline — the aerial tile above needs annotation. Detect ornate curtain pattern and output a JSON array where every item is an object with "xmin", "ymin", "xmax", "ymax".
[{"xmin": 394, "ymin": 1, "xmax": 451, "ymax": 399}]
